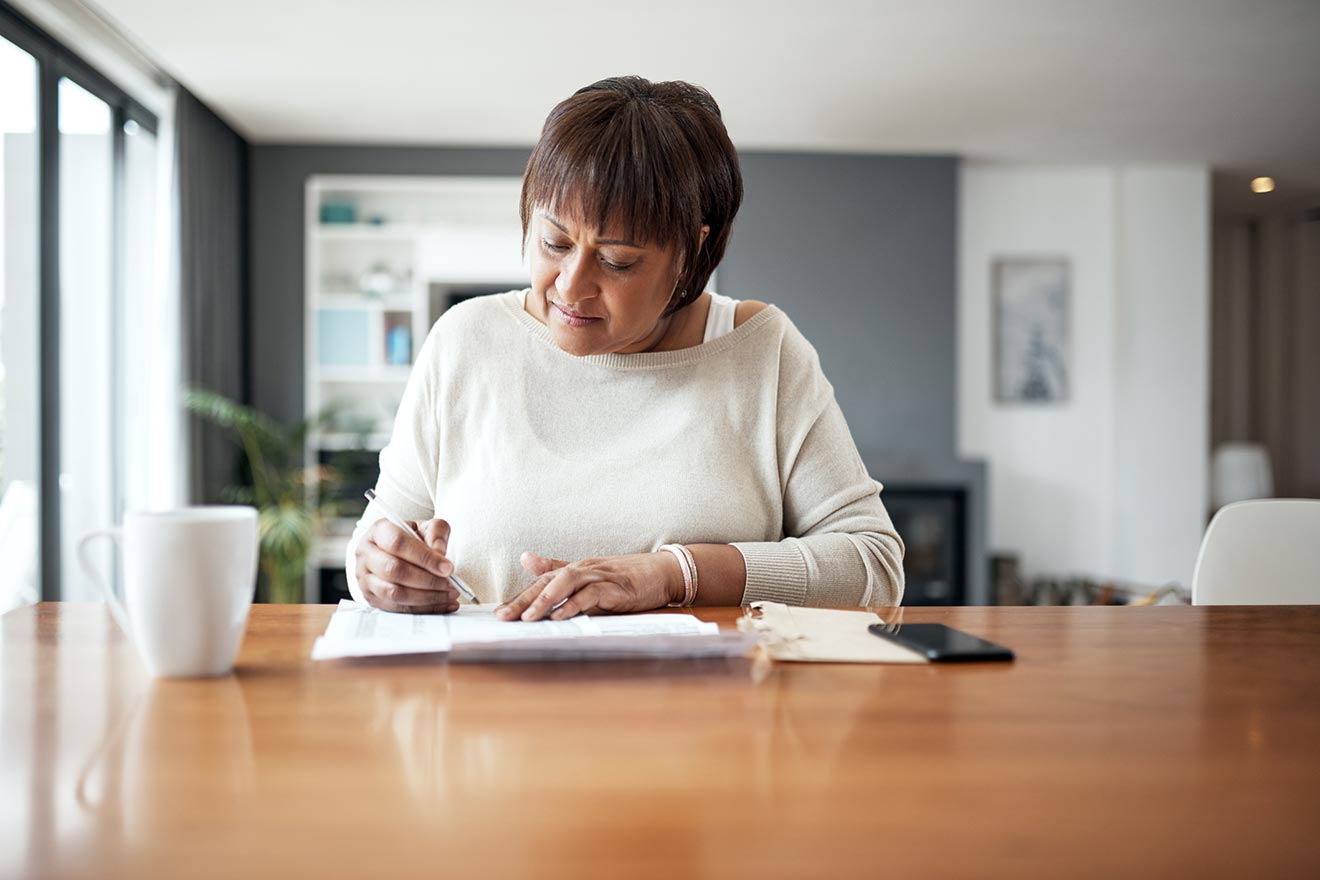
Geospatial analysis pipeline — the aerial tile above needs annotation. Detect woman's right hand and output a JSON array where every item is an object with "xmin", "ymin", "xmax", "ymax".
[{"xmin": 354, "ymin": 517, "xmax": 460, "ymax": 614}]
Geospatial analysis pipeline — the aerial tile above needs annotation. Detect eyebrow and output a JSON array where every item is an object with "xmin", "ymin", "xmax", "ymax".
[{"xmin": 540, "ymin": 213, "xmax": 639, "ymax": 248}]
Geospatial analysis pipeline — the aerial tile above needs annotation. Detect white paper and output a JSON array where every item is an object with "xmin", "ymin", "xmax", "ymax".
[{"xmin": 311, "ymin": 600, "xmax": 758, "ymax": 662}]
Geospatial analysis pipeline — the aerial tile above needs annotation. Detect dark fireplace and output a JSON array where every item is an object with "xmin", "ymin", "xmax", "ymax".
[
  {"xmin": 869, "ymin": 459, "xmax": 987, "ymax": 606},
  {"xmin": 882, "ymin": 487, "xmax": 967, "ymax": 605}
]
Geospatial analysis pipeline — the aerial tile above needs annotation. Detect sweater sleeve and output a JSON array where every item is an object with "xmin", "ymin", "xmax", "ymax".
[
  {"xmin": 731, "ymin": 327, "xmax": 905, "ymax": 608},
  {"xmin": 345, "ymin": 324, "xmax": 443, "ymax": 603}
]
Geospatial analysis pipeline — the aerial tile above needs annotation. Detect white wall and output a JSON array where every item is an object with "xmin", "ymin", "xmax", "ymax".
[
  {"xmin": 1111, "ymin": 169, "xmax": 1210, "ymax": 584},
  {"xmin": 958, "ymin": 162, "xmax": 1209, "ymax": 588}
]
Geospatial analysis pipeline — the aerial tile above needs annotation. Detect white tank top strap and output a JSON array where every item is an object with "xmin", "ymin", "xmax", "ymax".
[{"xmin": 702, "ymin": 292, "xmax": 740, "ymax": 342}]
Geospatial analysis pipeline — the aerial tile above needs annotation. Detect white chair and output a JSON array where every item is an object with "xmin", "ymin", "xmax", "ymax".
[{"xmin": 1192, "ymin": 499, "xmax": 1320, "ymax": 605}]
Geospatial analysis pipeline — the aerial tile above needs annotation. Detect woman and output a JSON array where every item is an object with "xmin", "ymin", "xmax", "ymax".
[{"xmin": 347, "ymin": 76, "xmax": 904, "ymax": 620}]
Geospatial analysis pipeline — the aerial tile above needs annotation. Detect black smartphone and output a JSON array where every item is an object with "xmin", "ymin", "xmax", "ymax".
[{"xmin": 867, "ymin": 623, "xmax": 1015, "ymax": 662}]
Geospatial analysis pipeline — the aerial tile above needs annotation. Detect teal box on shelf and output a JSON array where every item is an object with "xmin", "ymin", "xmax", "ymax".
[
  {"xmin": 319, "ymin": 201, "xmax": 357, "ymax": 224},
  {"xmin": 386, "ymin": 324, "xmax": 412, "ymax": 365},
  {"xmin": 317, "ymin": 309, "xmax": 369, "ymax": 366}
]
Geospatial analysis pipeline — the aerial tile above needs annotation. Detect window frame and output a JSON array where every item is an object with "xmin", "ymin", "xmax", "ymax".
[{"xmin": 1, "ymin": 2, "xmax": 158, "ymax": 600}]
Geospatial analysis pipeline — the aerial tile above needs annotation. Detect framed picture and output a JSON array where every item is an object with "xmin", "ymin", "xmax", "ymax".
[{"xmin": 993, "ymin": 258, "xmax": 1070, "ymax": 403}]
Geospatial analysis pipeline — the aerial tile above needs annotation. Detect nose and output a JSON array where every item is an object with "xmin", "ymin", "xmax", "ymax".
[{"xmin": 555, "ymin": 249, "xmax": 599, "ymax": 306}]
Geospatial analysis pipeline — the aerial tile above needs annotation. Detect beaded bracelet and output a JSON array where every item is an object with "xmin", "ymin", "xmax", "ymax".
[{"xmin": 658, "ymin": 544, "xmax": 698, "ymax": 607}]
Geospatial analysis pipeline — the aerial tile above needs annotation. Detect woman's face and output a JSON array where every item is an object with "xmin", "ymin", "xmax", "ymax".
[{"xmin": 529, "ymin": 207, "xmax": 702, "ymax": 356}]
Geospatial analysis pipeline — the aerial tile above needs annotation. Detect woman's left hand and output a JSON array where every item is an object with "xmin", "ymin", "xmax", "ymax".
[{"xmin": 495, "ymin": 551, "xmax": 683, "ymax": 621}]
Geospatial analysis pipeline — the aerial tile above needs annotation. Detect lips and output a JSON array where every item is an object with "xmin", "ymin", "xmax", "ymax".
[{"xmin": 552, "ymin": 302, "xmax": 602, "ymax": 327}]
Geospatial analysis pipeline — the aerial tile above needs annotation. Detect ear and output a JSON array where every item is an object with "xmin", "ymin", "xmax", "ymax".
[{"xmin": 673, "ymin": 226, "xmax": 713, "ymax": 281}]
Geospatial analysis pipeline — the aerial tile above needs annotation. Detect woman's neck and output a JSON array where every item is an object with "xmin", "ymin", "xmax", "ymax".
[{"xmin": 646, "ymin": 294, "xmax": 711, "ymax": 352}]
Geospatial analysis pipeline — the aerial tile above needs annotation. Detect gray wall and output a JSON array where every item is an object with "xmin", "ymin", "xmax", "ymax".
[
  {"xmin": 721, "ymin": 153, "xmax": 957, "ymax": 462},
  {"xmin": 247, "ymin": 146, "xmax": 957, "ymax": 460}
]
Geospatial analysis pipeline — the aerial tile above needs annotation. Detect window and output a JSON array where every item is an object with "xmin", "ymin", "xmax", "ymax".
[
  {"xmin": 1, "ymin": 5, "xmax": 164, "ymax": 603},
  {"xmin": 0, "ymin": 33, "xmax": 40, "ymax": 611},
  {"xmin": 57, "ymin": 77, "xmax": 115, "ymax": 601}
]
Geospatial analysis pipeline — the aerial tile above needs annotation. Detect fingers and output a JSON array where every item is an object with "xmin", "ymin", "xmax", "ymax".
[
  {"xmin": 510, "ymin": 563, "xmax": 603, "ymax": 622},
  {"xmin": 361, "ymin": 574, "xmax": 459, "ymax": 614},
  {"xmin": 497, "ymin": 551, "xmax": 681, "ymax": 621},
  {"xmin": 360, "ymin": 541, "xmax": 456, "ymax": 595},
  {"xmin": 495, "ymin": 575, "xmax": 554, "ymax": 621},
  {"xmin": 549, "ymin": 583, "xmax": 605, "ymax": 620},
  {"xmin": 520, "ymin": 551, "xmax": 569, "ymax": 576},
  {"xmin": 357, "ymin": 519, "xmax": 460, "ymax": 615},
  {"xmin": 367, "ymin": 518, "xmax": 452, "ymax": 579},
  {"xmin": 416, "ymin": 518, "xmax": 452, "ymax": 556},
  {"xmin": 496, "ymin": 553, "xmax": 573, "ymax": 620},
  {"xmin": 520, "ymin": 568, "xmax": 580, "ymax": 620}
]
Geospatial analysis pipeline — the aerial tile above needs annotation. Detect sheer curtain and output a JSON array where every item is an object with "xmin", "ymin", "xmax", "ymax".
[
  {"xmin": 122, "ymin": 86, "xmax": 184, "ymax": 515},
  {"xmin": 1212, "ymin": 215, "xmax": 1320, "ymax": 499}
]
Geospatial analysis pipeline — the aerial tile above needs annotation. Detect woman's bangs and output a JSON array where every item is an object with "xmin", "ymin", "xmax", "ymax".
[{"xmin": 527, "ymin": 128, "xmax": 683, "ymax": 249}]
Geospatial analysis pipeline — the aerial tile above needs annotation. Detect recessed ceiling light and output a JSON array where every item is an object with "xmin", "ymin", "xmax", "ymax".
[{"xmin": 1251, "ymin": 177, "xmax": 1275, "ymax": 193}]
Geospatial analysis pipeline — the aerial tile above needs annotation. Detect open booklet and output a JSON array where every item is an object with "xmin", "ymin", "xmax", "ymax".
[{"xmin": 311, "ymin": 600, "xmax": 760, "ymax": 662}]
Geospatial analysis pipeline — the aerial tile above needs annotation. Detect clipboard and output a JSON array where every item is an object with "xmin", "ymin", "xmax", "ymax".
[{"xmin": 738, "ymin": 601, "xmax": 928, "ymax": 663}]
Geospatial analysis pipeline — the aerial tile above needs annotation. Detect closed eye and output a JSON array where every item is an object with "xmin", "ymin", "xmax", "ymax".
[{"xmin": 543, "ymin": 238, "xmax": 634, "ymax": 272}]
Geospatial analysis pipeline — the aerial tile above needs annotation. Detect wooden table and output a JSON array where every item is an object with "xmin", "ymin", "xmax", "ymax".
[{"xmin": 3, "ymin": 603, "xmax": 1319, "ymax": 879}]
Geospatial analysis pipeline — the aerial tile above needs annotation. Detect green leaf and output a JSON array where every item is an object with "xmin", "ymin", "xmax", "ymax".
[
  {"xmin": 185, "ymin": 386, "xmax": 346, "ymax": 604},
  {"xmin": 183, "ymin": 388, "xmax": 284, "ymax": 453}
]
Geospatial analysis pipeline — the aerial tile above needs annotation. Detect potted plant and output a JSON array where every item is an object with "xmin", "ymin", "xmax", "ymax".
[{"xmin": 184, "ymin": 388, "xmax": 343, "ymax": 604}]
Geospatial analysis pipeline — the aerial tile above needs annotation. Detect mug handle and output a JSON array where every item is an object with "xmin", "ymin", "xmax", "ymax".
[{"xmin": 77, "ymin": 529, "xmax": 133, "ymax": 640}]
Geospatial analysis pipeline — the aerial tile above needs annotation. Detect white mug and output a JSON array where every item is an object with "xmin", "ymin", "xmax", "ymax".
[{"xmin": 78, "ymin": 507, "xmax": 259, "ymax": 677}]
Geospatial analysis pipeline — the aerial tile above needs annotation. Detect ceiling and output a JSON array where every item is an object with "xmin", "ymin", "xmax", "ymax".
[{"xmin": 76, "ymin": 0, "xmax": 1320, "ymax": 199}]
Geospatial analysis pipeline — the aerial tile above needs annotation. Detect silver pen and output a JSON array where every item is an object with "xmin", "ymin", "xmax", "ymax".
[{"xmin": 363, "ymin": 489, "xmax": 477, "ymax": 603}]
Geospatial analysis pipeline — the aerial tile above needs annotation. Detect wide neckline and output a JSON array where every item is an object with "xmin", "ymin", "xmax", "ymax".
[{"xmin": 503, "ymin": 289, "xmax": 781, "ymax": 371}]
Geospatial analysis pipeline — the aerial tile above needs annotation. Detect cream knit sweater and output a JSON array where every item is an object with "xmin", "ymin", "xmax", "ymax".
[{"xmin": 345, "ymin": 290, "xmax": 904, "ymax": 607}]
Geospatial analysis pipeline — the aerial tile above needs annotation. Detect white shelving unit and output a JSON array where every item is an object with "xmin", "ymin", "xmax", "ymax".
[{"xmin": 303, "ymin": 174, "xmax": 528, "ymax": 600}]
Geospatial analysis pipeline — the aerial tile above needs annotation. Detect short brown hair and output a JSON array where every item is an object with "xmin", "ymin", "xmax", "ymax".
[{"xmin": 520, "ymin": 76, "xmax": 743, "ymax": 315}]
